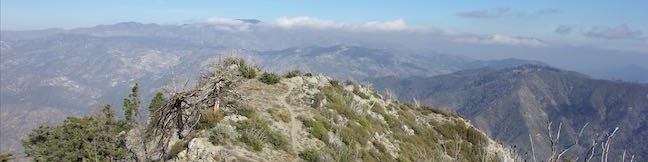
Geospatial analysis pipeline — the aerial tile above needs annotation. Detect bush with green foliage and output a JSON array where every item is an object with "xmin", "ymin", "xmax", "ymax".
[
  {"xmin": 299, "ymin": 148, "xmax": 321, "ymax": 162},
  {"xmin": 236, "ymin": 104, "xmax": 257, "ymax": 118},
  {"xmin": 322, "ymin": 85, "xmax": 359, "ymax": 120},
  {"xmin": 236, "ymin": 117, "xmax": 288, "ymax": 151},
  {"xmin": 284, "ymin": 70, "xmax": 302, "ymax": 78},
  {"xmin": 195, "ymin": 109, "xmax": 223, "ymax": 130},
  {"xmin": 223, "ymin": 57, "xmax": 258, "ymax": 79},
  {"xmin": 168, "ymin": 141, "xmax": 188, "ymax": 159},
  {"xmin": 277, "ymin": 112, "xmax": 292, "ymax": 123},
  {"xmin": 339, "ymin": 122, "xmax": 370, "ymax": 146},
  {"xmin": 22, "ymin": 105, "xmax": 129, "ymax": 161},
  {"xmin": 259, "ymin": 72, "xmax": 280, "ymax": 85},
  {"xmin": 209, "ymin": 125, "xmax": 236, "ymax": 145},
  {"xmin": 298, "ymin": 116, "xmax": 330, "ymax": 142}
]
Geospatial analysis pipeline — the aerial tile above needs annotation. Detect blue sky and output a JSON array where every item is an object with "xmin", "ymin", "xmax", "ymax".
[{"xmin": 2, "ymin": 0, "xmax": 647, "ymax": 52}]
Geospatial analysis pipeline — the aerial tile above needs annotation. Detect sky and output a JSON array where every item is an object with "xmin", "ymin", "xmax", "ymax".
[{"xmin": 1, "ymin": 0, "xmax": 648, "ymax": 52}]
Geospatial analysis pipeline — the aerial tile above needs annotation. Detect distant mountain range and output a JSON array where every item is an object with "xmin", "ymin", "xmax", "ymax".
[
  {"xmin": 370, "ymin": 65, "xmax": 648, "ymax": 160},
  {"xmin": 0, "ymin": 23, "xmax": 542, "ymax": 153},
  {"xmin": 2, "ymin": 22, "xmax": 646, "ymax": 160}
]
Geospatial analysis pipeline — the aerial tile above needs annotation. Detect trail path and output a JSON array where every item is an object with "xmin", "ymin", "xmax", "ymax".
[{"xmin": 279, "ymin": 83, "xmax": 300, "ymax": 153}]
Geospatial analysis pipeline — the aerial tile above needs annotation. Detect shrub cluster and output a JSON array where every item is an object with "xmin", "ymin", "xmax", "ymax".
[
  {"xmin": 259, "ymin": 72, "xmax": 281, "ymax": 85},
  {"xmin": 168, "ymin": 141, "xmax": 188, "ymax": 159},
  {"xmin": 209, "ymin": 125, "xmax": 236, "ymax": 145},
  {"xmin": 195, "ymin": 109, "xmax": 223, "ymax": 130},
  {"xmin": 236, "ymin": 117, "xmax": 288, "ymax": 151},
  {"xmin": 299, "ymin": 148, "xmax": 321, "ymax": 162},
  {"xmin": 298, "ymin": 115, "xmax": 330, "ymax": 142},
  {"xmin": 284, "ymin": 70, "xmax": 302, "ymax": 78},
  {"xmin": 223, "ymin": 57, "xmax": 258, "ymax": 79}
]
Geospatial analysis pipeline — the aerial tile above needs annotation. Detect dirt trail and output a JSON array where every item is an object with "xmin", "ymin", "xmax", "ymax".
[{"xmin": 279, "ymin": 82, "xmax": 300, "ymax": 153}]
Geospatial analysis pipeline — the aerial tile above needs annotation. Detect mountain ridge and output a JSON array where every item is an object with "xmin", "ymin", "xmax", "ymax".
[
  {"xmin": 369, "ymin": 64, "xmax": 648, "ymax": 161},
  {"xmin": 18, "ymin": 59, "xmax": 517, "ymax": 161}
]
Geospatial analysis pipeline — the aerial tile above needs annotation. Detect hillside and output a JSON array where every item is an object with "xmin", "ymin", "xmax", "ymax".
[
  {"xmin": 370, "ymin": 65, "xmax": 648, "ymax": 161},
  {"xmin": 19, "ymin": 59, "xmax": 515, "ymax": 161}
]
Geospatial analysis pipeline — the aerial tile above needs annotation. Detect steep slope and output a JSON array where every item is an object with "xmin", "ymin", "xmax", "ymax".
[
  {"xmin": 370, "ymin": 65, "xmax": 648, "ymax": 161},
  {"xmin": 123, "ymin": 61, "xmax": 515, "ymax": 162}
]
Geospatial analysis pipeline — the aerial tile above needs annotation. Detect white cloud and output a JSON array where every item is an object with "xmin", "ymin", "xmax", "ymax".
[
  {"xmin": 202, "ymin": 17, "xmax": 252, "ymax": 31},
  {"xmin": 456, "ymin": 34, "xmax": 547, "ymax": 47},
  {"xmin": 362, "ymin": 19, "xmax": 408, "ymax": 31},
  {"xmin": 275, "ymin": 16, "xmax": 340, "ymax": 29},
  {"xmin": 274, "ymin": 16, "xmax": 409, "ymax": 31}
]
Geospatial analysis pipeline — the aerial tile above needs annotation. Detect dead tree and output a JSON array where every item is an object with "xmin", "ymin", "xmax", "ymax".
[{"xmin": 145, "ymin": 57, "xmax": 250, "ymax": 159}]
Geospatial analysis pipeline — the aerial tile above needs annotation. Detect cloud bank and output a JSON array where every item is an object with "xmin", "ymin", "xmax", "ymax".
[
  {"xmin": 199, "ymin": 16, "xmax": 548, "ymax": 47},
  {"xmin": 202, "ymin": 17, "xmax": 256, "ymax": 31},
  {"xmin": 457, "ymin": 7, "xmax": 510, "ymax": 19},
  {"xmin": 585, "ymin": 24, "xmax": 644, "ymax": 40},
  {"xmin": 455, "ymin": 34, "xmax": 547, "ymax": 47},
  {"xmin": 274, "ymin": 16, "xmax": 408, "ymax": 31}
]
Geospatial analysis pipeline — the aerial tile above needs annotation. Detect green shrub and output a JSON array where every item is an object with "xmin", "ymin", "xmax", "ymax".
[
  {"xmin": 268, "ymin": 131, "xmax": 289, "ymax": 150},
  {"xmin": 237, "ymin": 120, "xmax": 266, "ymax": 151},
  {"xmin": 284, "ymin": 70, "xmax": 302, "ymax": 78},
  {"xmin": 322, "ymin": 86, "xmax": 358, "ymax": 120},
  {"xmin": 22, "ymin": 108, "xmax": 129, "ymax": 161},
  {"xmin": 299, "ymin": 116, "xmax": 329, "ymax": 142},
  {"xmin": 223, "ymin": 57, "xmax": 258, "ymax": 79},
  {"xmin": 195, "ymin": 109, "xmax": 223, "ymax": 130},
  {"xmin": 259, "ymin": 72, "xmax": 281, "ymax": 85},
  {"xmin": 339, "ymin": 123, "xmax": 370, "ymax": 146},
  {"xmin": 236, "ymin": 117, "xmax": 289, "ymax": 151},
  {"xmin": 239, "ymin": 64, "xmax": 258, "ymax": 79},
  {"xmin": 209, "ymin": 126, "xmax": 234, "ymax": 145},
  {"xmin": 361, "ymin": 150, "xmax": 379, "ymax": 162},
  {"xmin": 299, "ymin": 148, "xmax": 321, "ymax": 162},
  {"xmin": 236, "ymin": 105, "xmax": 256, "ymax": 118},
  {"xmin": 168, "ymin": 141, "xmax": 187, "ymax": 159},
  {"xmin": 278, "ymin": 112, "xmax": 292, "ymax": 123},
  {"xmin": 304, "ymin": 73, "xmax": 313, "ymax": 77}
]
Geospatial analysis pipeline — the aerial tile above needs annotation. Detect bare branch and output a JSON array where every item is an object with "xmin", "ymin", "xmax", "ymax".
[{"xmin": 529, "ymin": 134, "xmax": 537, "ymax": 162}]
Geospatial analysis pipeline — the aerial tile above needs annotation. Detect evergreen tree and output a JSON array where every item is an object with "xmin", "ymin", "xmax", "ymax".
[
  {"xmin": 148, "ymin": 92, "xmax": 167, "ymax": 124},
  {"xmin": 22, "ymin": 106, "xmax": 129, "ymax": 161},
  {"xmin": 123, "ymin": 83, "xmax": 141, "ymax": 124}
]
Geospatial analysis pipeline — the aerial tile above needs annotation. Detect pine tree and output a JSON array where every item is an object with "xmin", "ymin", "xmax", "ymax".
[
  {"xmin": 148, "ymin": 92, "xmax": 167, "ymax": 124},
  {"xmin": 22, "ymin": 115, "xmax": 129, "ymax": 161},
  {"xmin": 123, "ymin": 83, "xmax": 141, "ymax": 124}
]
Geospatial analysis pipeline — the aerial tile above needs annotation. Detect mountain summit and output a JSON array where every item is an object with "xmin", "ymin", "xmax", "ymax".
[{"xmin": 21, "ymin": 58, "xmax": 515, "ymax": 161}]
